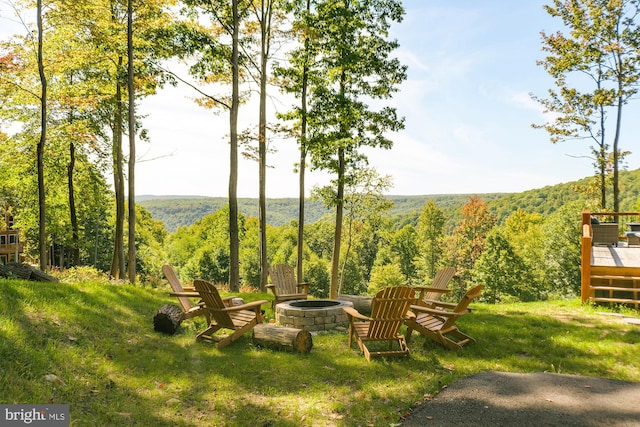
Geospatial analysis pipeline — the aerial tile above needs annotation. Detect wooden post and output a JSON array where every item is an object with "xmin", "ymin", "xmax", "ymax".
[
  {"xmin": 581, "ymin": 221, "xmax": 592, "ymax": 304},
  {"xmin": 252, "ymin": 324, "xmax": 313, "ymax": 353}
]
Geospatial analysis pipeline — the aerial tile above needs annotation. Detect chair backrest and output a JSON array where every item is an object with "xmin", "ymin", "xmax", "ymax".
[
  {"xmin": 441, "ymin": 284, "xmax": 484, "ymax": 329},
  {"xmin": 268, "ymin": 264, "xmax": 299, "ymax": 295},
  {"xmin": 193, "ymin": 280, "xmax": 235, "ymax": 329},
  {"xmin": 367, "ymin": 286, "xmax": 415, "ymax": 339},
  {"xmin": 163, "ymin": 264, "xmax": 192, "ymax": 312},
  {"xmin": 422, "ymin": 267, "xmax": 456, "ymax": 302}
]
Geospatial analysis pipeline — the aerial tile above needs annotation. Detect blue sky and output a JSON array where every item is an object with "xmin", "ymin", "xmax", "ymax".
[{"xmin": 2, "ymin": 1, "xmax": 639, "ymax": 198}]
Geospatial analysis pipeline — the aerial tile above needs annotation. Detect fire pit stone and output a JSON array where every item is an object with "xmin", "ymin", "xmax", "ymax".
[{"xmin": 275, "ymin": 299, "xmax": 353, "ymax": 332}]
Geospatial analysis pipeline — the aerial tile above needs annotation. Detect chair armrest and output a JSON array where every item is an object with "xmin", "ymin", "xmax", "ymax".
[
  {"xmin": 214, "ymin": 300, "xmax": 269, "ymax": 313},
  {"xmin": 414, "ymin": 286, "xmax": 452, "ymax": 293},
  {"xmin": 415, "ymin": 286, "xmax": 451, "ymax": 302},
  {"xmin": 169, "ymin": 291, "xmax": 200, "ymax": 297},
  {"xmin": 420, "ymin": 299, "xmax": 456, "ymax": 308},
  {"xmin": 297, "ymin": 282, "xmax": 311, "ymax": 293},
  {"xmin": 343, "ymin": 306, "xmax": 371, "ymax": 321},
  {"xmin": 182, "ymin": 286, "xmax": 196, "ymax": 291},
  {"xmin": 427, "ymin": 300, "xmax": 473, "ymax": 311},
  {"xmin": 409, "ymin": 304, "xmax": 461, "ymax": 318}
]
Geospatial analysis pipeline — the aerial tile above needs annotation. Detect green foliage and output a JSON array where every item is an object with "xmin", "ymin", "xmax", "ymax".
[
  {"xmin": 167, "ymin": 205, "xmax": 242, "ymax": 284},
  {"xmin": 368, "ymin": 264, "xmax": 405, "ymax": 295},
  {"xmin": 473, "ymin": 229, "xmax": 538, "ymax": 303},
  {"xmin": 133, "ymin": 204, "xmax": 168, "ymax": 283},
  {"xmin": 535, "ymin": 0, "xmax": 640, "ymax": 211},
  {"xmin": 139, "ymin": 197, "xmax": 332, "ymax": 231},
  {"xmin": 448, "ymin": 196, "xmax": 497, "ymax": 298},
  {"xmin": 145, "ymin": 168, "xmax": 640, "ymax": 302},
  {"xmin": 338, "ymin": 257, "xmax": 367, "ymax": 296},
  {"xmin": 388, "ymin": 225, "xmax": 419, "ymax": 282},
  {"xmin": 540, "ymin": 202, "xmax": 583, "ymax": 297},
  {"xmin": 304, "ymin": 256, "xmax": 330, "ymax": 298},
  {"xmin": 304, "ymin": 218, "xmax": 335, "ymax": 260},
  {"xmin": 415, "ymin": 200, "xmax": 446, "ymax": 281},
  {"xmin": 140, "ymin": 168, "xmax": 640, "ymax": 234}
]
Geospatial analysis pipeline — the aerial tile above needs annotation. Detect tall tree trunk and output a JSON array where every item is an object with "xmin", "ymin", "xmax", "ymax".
[
  {"xmin": 228, "ymin": 0, "xmax": 240, "ymax": 292},
  {"xmin": 338, "ymin": 211, "xmax": 353, "ymax": 296},
  {"xmin": 613, "ymin": 93, "xmax": 622, "ymax": 214},
  {"xmin": 329, "ymin": 146, "xmax": 345, "ymax": 299},
  {"xmin": 111, "ymin": 58, "xmax": 126, "ymax": 279},
  {"xmin": 36, "ymin": 0, "xmax": 47, "ymax": 271},
  {"xmin": 258, "ymin": 0, "xmax": 270, "ymax": 292},
  {"xmin": 127, "ymin": 0, "xmax": 136, "ymax": 283},
  {"xmin": 598, "ymin": 102, "xmax": 606, "ymax": 210},
  {"xmin": 296, "ymin": 0, "xmax": 311, "ymax": 284},
  {"xmin": 297, "ymin": 144, "xmax": 306, "ymax": 283},
  {"xmin": 68, "ymin": 140, "xmax": 80, "ymax": 265}
]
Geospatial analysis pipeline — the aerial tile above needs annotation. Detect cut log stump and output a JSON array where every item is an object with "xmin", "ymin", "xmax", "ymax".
[
  {"xmin": 252, "ymin": 323, "xmax": 313, "ymax": 353},
  {"xmin": 154, "ymin": 304, "xmax": 183, "ymax": 335}
]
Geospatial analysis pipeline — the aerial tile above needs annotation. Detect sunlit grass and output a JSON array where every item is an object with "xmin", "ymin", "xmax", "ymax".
[{"xmin": 1, "ymin": 278, "xmax": 639, "ymax": 426}]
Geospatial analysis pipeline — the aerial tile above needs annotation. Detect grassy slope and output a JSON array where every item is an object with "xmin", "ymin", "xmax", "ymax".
[{"xmin": 1, "ymin": 279, "xmax": 639, "ymax": 426}]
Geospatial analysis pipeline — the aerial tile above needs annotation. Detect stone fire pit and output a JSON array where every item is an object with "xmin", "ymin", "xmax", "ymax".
[{"xmin": 275, "ymin": 299, "xmax": 353, "ymax": 332}]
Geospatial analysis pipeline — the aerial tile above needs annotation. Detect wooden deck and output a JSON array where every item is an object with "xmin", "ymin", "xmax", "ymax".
[
  {"xmin": 592, "ymin": 246, "xmax": 640, "ymax": 268},
  {"xmin": 582, "ymin": 212, "xmax": 640, "ymax": 309}
]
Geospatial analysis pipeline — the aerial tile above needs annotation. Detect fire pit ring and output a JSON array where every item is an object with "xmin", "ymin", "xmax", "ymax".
[{"xmin": 275, "ymin": 299, "xmax": 353, "ymax": 332}]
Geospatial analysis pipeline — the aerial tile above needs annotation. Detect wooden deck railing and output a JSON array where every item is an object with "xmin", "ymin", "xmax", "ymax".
[
  {"xmin": 581, "ymin": 219, "xmax": 592, "ymax": 303},
  {"xmin": 581, "ymin": 211, "xmax": 640, "ymax": 309}
]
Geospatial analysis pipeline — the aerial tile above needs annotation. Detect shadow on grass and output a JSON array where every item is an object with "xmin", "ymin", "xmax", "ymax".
[
  {"xmin": 407, "ymin": 306, "xmax": 639, "ymax": 379},
  {"xmin": 2, "ymin": 280, "xmax": 639, "ymax": 426}
]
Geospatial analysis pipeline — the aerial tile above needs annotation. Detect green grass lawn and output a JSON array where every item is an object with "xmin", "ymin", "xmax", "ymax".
[{"xmin": 1, "ymin": 279, "xmax": 639, "ymax": 426}]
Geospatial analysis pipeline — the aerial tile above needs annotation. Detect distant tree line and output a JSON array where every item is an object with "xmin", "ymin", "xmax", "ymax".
[{"xmin": 164, "ymin": 195, "xmax": 586, "ymax": 304}]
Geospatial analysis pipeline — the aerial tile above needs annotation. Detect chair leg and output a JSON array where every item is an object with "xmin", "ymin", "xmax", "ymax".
[
  {"xmin": 398, "ymin": 336, "xmax": 408, "ymax": 353},
  {"xmin": 216, "ymin": 320, "xmax": 257, "ymax": 349},
  {"xmin": 347, "ymin": 321, "xmax": 354, "ymax": 348},
  {"xmin": 196, "ymin": 325, "xmax": 222, "ymax": 342},
  {"xmin": 405, "ymin": 326, "xmax": 414, "ymax": 344},
  {"xmin": 446, "ymin": 329, "xmax": 475, "ymax": 348}
]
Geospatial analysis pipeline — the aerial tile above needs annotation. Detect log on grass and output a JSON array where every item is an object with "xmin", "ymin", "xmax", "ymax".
[
  {"xmin": 154, "ymin": 304, "xmax": 183, "ymax": 335},
  {"xmin": 252, "ymin": 324, "xmax": 313, "ymax": 353},
  {"xmin": 0, "ymin": 262, "xmax": 59, "ymax": 282}
]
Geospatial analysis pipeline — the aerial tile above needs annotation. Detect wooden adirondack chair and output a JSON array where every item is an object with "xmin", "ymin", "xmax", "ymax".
[
  {"xmin": 162, "ymin": 264, "xmax": 210, "ymax": 323},
  {"xmin": 414, "ymin": 266, "xmax": 456, "ymax": 309},
  {"xmin": 405, "ymin": 284, "xmax": 483, "ymax": 350},
  {"xmin": 343, "ymin": 286, "xmax": 416, "ymax": 361},
  {"xmin": 192, "ymin": 280, "xmax": 268, "ymax": 349},
  {"xmin": 267, "ymin": 264, "xmax": 311, "ymax": 309}
]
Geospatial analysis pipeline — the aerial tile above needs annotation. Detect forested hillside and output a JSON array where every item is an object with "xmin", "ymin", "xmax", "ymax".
[
  {"xmin": 139, "ymin": 194, "xmax": 508, "ymax": 232},
  {"xmin": 140, "ymin": 168, "xmax": 640, "ymax": 232}
]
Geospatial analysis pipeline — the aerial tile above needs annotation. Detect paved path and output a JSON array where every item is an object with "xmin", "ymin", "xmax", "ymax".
[{"xmin": 401, "ymin": 372, "xmax": 640, "ymax": 427}]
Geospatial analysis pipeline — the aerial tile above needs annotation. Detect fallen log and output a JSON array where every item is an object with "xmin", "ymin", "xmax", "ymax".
[
  {"xmin": 252, "ymin": 323, "xmax": 313, "ymax": 353},
  {"xmin": 154, "ymin": 304, "xmax": 184, "ymax": 335},
  {"xmin": 0, "ymin": 262, "xmax": 59, "ymax": 282}
]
